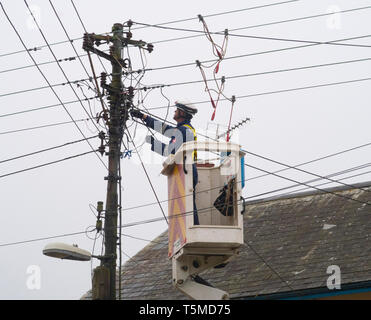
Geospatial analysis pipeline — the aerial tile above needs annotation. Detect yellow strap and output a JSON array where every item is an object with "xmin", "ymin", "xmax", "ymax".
[{"xmin": 182, "ymin": 124, "xmax": 197, "ymax": 161}]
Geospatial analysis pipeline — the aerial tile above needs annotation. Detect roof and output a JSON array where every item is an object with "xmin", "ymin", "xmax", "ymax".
[{"xmin": 82, "ymin": 181, "xmax": 371, "ymax": 300}]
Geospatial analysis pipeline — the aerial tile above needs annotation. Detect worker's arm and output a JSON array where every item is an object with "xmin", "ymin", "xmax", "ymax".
[
  {"xmin": 143, "ymin": 116, "xmax": 176, "ymax": 138},
  {"xmin": 146, "ymin": 135, "xmax": 167, "ymax": 156},
  {"xmin": 130, "ymin": 110, "xmax": 174, "ymax": 136},
  {"xmin": 151, "ymin": 125, "xmax": 194, "ymax": 156}
]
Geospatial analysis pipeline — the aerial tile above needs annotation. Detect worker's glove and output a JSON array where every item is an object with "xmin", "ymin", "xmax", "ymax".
[
  {"xmin": 145, "ymin": 135, "xmax": 154, "ymax": 144},
  {"xmin": 130, "ymin": 110, "xmax": 144, "ymax": 119}
]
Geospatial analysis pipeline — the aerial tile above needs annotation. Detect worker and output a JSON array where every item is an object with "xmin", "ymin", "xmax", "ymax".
[{"xmin": 130, "ymin": 101, "xmax": 200, "ymax": 225}]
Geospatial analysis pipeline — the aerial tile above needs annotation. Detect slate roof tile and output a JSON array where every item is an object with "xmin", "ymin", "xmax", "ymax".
[{"xmin": 82, "ymin": 182, "xmax": 371, "ymax": 300}]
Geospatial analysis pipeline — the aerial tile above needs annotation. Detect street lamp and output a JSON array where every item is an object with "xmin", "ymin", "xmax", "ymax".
[{"xmin": 43, "ymin": 242, "xmax": 91, "ymax": 261}]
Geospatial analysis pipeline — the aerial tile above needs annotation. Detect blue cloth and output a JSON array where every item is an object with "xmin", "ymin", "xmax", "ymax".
[{"xmin": 143, "ymin": 116, "xmax": 199, "ymax": 225}]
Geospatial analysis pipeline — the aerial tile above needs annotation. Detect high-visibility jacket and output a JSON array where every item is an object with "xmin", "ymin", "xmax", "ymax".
[{"xmin": 182, "ymin": 123, "xmax": 197, "ymax": 161}]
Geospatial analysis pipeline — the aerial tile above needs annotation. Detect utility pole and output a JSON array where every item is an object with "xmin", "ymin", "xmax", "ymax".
[{"xmin": 83, "ymin": 22, "xmax": 153, "ymax": 300}]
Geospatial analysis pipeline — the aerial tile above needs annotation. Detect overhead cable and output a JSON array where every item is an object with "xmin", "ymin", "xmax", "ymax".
[
  {"xmin": 243, "ymin": 149, "xmax": 371, "ymax": 193},
  {"xmin": 0, "ymin": 230, "xmax": 93, "ymax": 248},
  {"xmin": 132, "ymin": 0, "xmax": 300, "ymax": 31},
  {"xmin": 24, "ymin": 0, "xmax": 102, "ymax": 134},
  {"xmin": 146, "ymin": 34, "xmax": 371, "ymax": 72},
  {"xmin": 0, "ymin": 117, "xmax": 95, "ymax": 136},
  {"xmin": 0, "ymin": 96, "xmax": 98, "ymax": 119},
  {"xmin": 135, "ymin": 19, "xmax": 371, "ymax": 49},
  {"xmin": 126, "ymin": 130, "xmax": 168, "ymax": 224},
  {"xmin": 0, "ymin": 150, "xmax": 97, "ymax": 180},
  {"xmin": 6, "ymin": 56, "xmax": 370, "ymax": 121},
  {"xmin": 140, "ymin": 57, "xmax": 371, "ymax": 90},
  {"xmin": 0, "ymin": 135, "xmax": 98, "ymax": 164},
  {"xmin": 142, "ymin": 75, "xmax": 371, "ymax": 112},
  {"xmin": 0, "ymin": 2, "xmax": 107, "ymax": 170}
]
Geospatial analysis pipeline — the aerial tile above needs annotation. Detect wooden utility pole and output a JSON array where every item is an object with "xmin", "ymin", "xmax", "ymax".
[
  {"xmin": 83, "ymin": 22, "xmax": 153, "ymax": 300},
  {"xmin": 102, "ymin": 22, "xmax": 123, "ymax": 300}
]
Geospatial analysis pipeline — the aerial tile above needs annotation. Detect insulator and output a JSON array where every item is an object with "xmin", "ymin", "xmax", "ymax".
[
  {"xmin": 97, "ymin": 201, "xmax": 104, "ymax": 212},
  {"xmin": 96, "ymin": 220, "xmax": 102, "ymax": 232},
  {"xmin": 147, "ymin": 43, "xmax": 154, "ymax": 53},
  {"xmin": 100, "ymin": 72, "xmax": 107, "ymax": 87}
]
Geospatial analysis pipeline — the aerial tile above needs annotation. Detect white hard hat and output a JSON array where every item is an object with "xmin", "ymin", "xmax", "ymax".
[{"xmin": 175, "ymin": 100, "xmax": 198, "ymax": 117}]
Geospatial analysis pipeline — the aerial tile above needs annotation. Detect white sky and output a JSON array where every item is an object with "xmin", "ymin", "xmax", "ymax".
[{"xmin": 0, "ymin": 0, "xmax": 370, "ymax": 299}]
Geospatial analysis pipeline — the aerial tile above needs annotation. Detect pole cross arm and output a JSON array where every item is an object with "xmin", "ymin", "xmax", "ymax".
[
  {"xmin": 123, "ymin": 38, "xmax": 154, "ymax": 52},
  {"xmin": 83, "ymin": 43, "xmax": 125, "ymax": 66}
]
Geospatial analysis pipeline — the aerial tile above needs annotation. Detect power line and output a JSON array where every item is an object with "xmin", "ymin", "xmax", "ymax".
[
  {"xmin": 0, "ymin": 135, "xmax": 98, "ymax": 164},
  {"xmin": 24, "ymin": 0, "xmax": 102, "ymax": 134},
  {"xmin": 3, "ymin": 5, "xmax": 368, "ymax": 77},
  {"xmin": 2, "ymin": 5, "xmax": 369, "ymax": 77},
  {"xmin": 126, "ymin": 130, "xmax": 168, "ymax": 224},
  {"xmin": 0, "ymin": 38, "xmax": 82, "ymax": 59},
  {"xmin": 135, "ymin": 21, "xmax": 371, "ymax": 49},
  {"xmin": 141, "ymin": 5, "xmax": 371, "ymax": 45},
  {"xmin": 132, "ymin": 0, "xmax": 300, "ymax": 31},
  {"xmin": 140, "ymin": 57, "xmax": 371, "ymax": 90},
  {"xmin": 0, "ymin": 117, "xmax": 95, "ymax": 136},
  {"xmin": 0, "ymin": 26, "xmax": 110, "ymax": 60},
  {"xmin": 113, "ymin": 179, "xmax": 371, "ymax": 229},
  {"xmin": 5, "ymin": 56, "xmax": 369, "ymax": 100},
  {"xmin": 37, "ymin": 0, "xmax": 109, "ymax": 146},
  {"xmin": 70, "ymin": 0, "xmax": 112, "ymax": 79},
  {"xmin": 121, "ymin": 161, "xmax": 371, "ymax": 214},
  {"xmin": 146, "ymin": 34, "xmax": 371, "ymax": 73},
  {"xmin": 244, "ymin": 162, "xmax": 371, "ymax": 203},
  {"xmin": 3, "ymin": 1, "xmax": 371, "ymax": 228},
  {"xmin": 0, "ymin": 150, "xmax": 97, "ymax": 180},
  {"xmin": 123, "ymin": 111, "xmax": 371, "ymax": 210},
  {"xmin": 2, "ymin": 187, "xmax": 370, "ymax": 249},
  {"xmin": 5, "ymin": 55, "xmax": 370, "ymax": 122},
  {"xmin": 0, "ymin": 76, "xmax": 98, "ymax": 99},
  {"xmin": 0, "ymin": 95, "xmax": 98, "ymax": 119},
  {"xmin": 0, "ymin": 2, "xmax": 107, "ymax": 170},
  {"xmin": 245, "ymin": 163, "xmax": 371, "ymax": 206},
  {"xmin": 121, "ymin": 233, "xmax": 167, "ymax": 245},
  {"xmin": 3, "ymin": 58, "xmax": 371, "ymax": 122},
  {"xmin": 2, "ymin": 30, "xmax": 368, "ymax": 79},
  {"xmin": 142, "ymin": 75, "xmax": 371, "ymax": 113},
  {"xmin": 49, "ymin": 0, "xmax": 90, "ymax": 78},
  {"xmin": 246, "ymin": 142, "xmax": 371, "ymax": 182},
  {"xmin": 262, "ymin": 166, "xmax": 371, "ymax": 201},
  {"xmin": 120, "ymin": 138, "xmax": 371, "ymax": 214},
  {"xmin": 243, "ymin": 149, "xmax": 371, "ymax": 193},
  {"xmin": 1, "ymin": 177, "xmax": 369, "ymax": 250},
  {"xmin": 195, "ymin": 110, "xmax": 371, "ymax": 196},
  {"xmin": 0, "ymin": 54, "xmax": 80, "ymax": 75},
  {"xmin": 0, "ymin": 230, "xmax": 92, "ymax": 248}
]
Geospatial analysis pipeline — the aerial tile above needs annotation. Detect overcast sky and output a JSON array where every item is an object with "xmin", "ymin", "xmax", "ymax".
[{"xmin": 0, "ymin": 0, "xmax": 370, "ymax": 299}]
